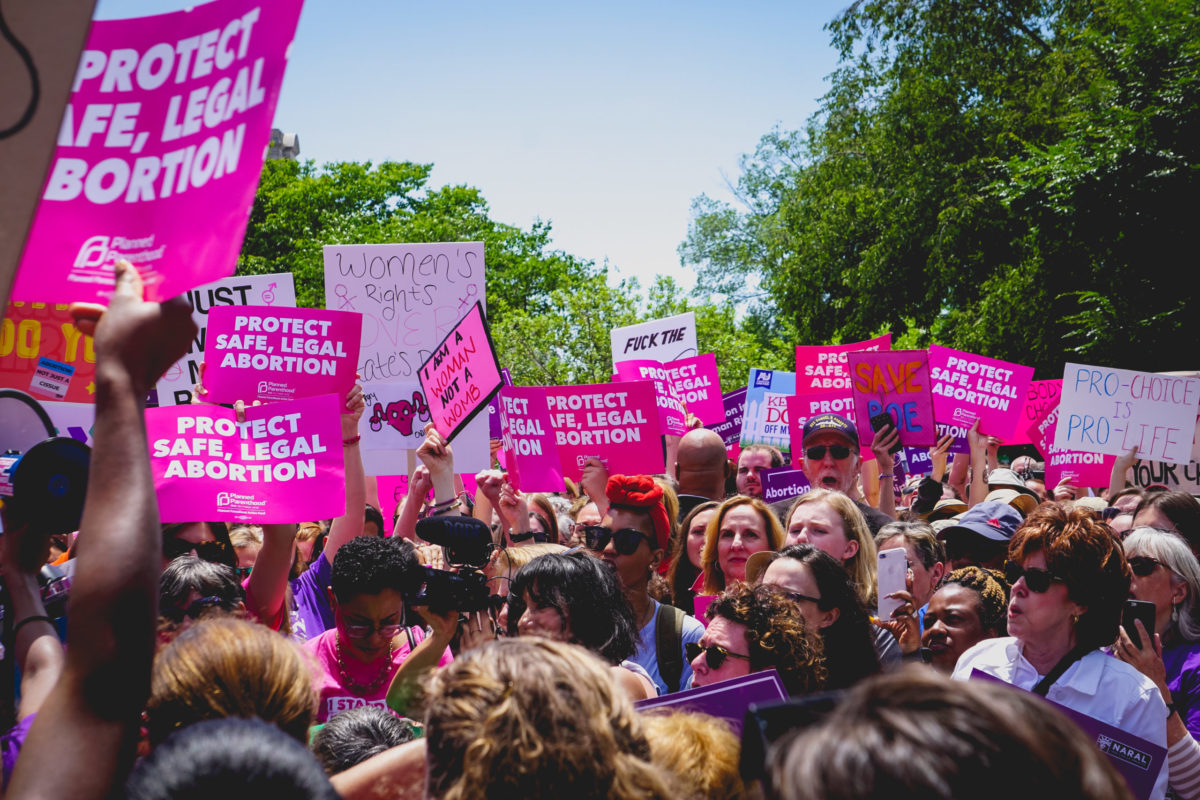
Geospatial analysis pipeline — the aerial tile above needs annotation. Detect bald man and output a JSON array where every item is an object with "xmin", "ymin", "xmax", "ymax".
[{"xmin": 674, "ymin": 428, "xmax": 730, "ymax": 521}]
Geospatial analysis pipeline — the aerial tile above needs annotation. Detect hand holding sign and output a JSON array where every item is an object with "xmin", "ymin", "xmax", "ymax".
[{"xmin": 418, "ymin": 302, "xmax": 503, "ymax": 443}]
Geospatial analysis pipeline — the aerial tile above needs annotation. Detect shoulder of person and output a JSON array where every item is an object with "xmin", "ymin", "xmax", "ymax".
[{"xmin": 950, "ymin": 636, "xmax": 1017, "ymax": 680}]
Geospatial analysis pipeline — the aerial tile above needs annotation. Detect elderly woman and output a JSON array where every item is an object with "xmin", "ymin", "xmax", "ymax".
[
  {"xmin": 699, "ymin": 497, "xmax": 784, "ymax": 595},
  {"xmin": 689, "ymin": 582, "xmax": 827, "ymax": 696},
  {"xmin": 953, "ymin": 505, "xmax": 1169, "ymax": 799}
]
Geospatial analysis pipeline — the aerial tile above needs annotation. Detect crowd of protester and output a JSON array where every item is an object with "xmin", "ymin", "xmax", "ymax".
[{"xmin": 1, "ymin": 260, "xmax": 1199, "ymax": 798}]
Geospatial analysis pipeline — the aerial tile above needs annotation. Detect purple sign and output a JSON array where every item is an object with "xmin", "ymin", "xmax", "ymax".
[
  {"xmin": 708, "ymin": 387, "xmax": 748, "ymax": 453},
  {"xmin": 760, "ymin": 466, "xmax": 811, "ymax": 504},
  {"xmin": 635, "ymin": 670, "xmax": 788, "ymax": 734}
]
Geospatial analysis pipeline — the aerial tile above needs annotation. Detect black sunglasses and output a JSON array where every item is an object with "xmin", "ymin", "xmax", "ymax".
[
  {"xmin": 508, "ymin": 529, "xmax": 548, "ymax": 544},
  {"xmin": 582, "ymin": 526, "xmax": 652, "ymax": 555},
  {"xmin": 1128, "ymin": 556, "xmax": 1162, "ymax": 578},
  {"xmin": 164, "ymin": 538, "xmax": 231, "ymax": 565},
  {"xmin": 784, "ymin": 591, "xmax": 822, "ymax": 606},
  {"xmin": 805, "ymin": 445, "xmax": 851, "ymax": 461},
  {"xmin": 1005, "ymin": 561, "xmax": 1065, "ymax": 593},
  {"xmin": 161, "ymin": 594, "xmax": 235, "ymax": 624},
  {"xmin": 686, "ymin": 641, "xmax": 751, "ymax": 670}
]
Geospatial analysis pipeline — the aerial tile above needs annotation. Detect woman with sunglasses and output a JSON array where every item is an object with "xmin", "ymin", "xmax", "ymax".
[
  {"xmin": 699, "ymin": 496, "xmax": 784, "ymax": 596},
  {"xmin": 689, "ymin": 582, "xmax": 826, "ymax": 696},
  {"xmin": 953, "ymin": 505, "xmax": 1169, "ymax": 799}
]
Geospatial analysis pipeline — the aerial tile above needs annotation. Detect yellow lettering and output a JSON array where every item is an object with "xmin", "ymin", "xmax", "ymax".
[
  {"xmin": 0, "ymin": 319, "xmax": 13, "ymax": 357},
  {"xmin": 17, "ymin": 320, "xmax": 40, "ymax": 359}
]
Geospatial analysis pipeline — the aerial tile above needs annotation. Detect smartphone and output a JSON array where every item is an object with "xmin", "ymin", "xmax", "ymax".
[
  {"xmin": 1122, "ymin": 599, "xmax": 1156, "ymax": 649},
  {"xmin": 876, "ymin": 547, "xmax": 908, "ymax": 620},
  {"xmin": 870, "ymin": 412, "xmax": 903, "ymax": 454}
]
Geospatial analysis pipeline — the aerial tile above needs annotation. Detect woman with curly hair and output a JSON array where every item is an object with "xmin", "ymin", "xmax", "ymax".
[
  {"xmin": 689, "ymin": 583, "xmax": 826, "ymax": 696},
  {"xmin": 700, "ymin": 497, "xmax": 785, "ymax": 595},
  {"xmin": 423, "ymin": 638, "xmax": 675, "ymax": 800},
  {"xmin": 920, "ymin": 566, "xmax": 1008, "ymax": 673}
]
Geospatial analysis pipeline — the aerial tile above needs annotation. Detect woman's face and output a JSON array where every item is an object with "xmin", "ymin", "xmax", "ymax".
[
  {"xmin": 686, "ymin": 509, "xmax": 716, "ymax": 570},
  {"xmin": 717, "ymin": 506, "xmax": 770, "ymax": 584},
  {"xmin": 921, "ymin": 584, "xmax": 990, "ymax": 673},
  {"xmin": 1133, "ymin": 507, "xmax": 1180, "ymax": 536},
  {"xmin": 1127, "ymin": 549, "xmax": 1186, "ymax": 636},
  {"xmin": 690, "ymin": 615, "xmax": 752, "ymax": 688},
  {"xmin": 786, "ymin": 502, "xmax": 856, "ymax": 563},
  {"xmin": 517, "ymin": 590, "xmax": 569, "ymax": 642},
  {"xmin": 1007, "ymin": 550, "xmax": 1084, "ymax": 652},
  {"xmin": 334, "ymin": 588, "xmax": 405, "ymax": 664},
  {"xmin": 761, "ymin": 559, "xmax": 836, "ymax": 632}
]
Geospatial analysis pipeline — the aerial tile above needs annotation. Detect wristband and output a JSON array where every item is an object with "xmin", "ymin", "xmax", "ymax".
[
  {"xmin": 343, "ymin": 435, "xmax": 362, "ymax": 446},
  {"xmin": 13, "ymin": 615, "xmax": 54, "ymax": 637},
  {"xmin": 879, "ymin": 474, "xmax": 894, "ymax": 479}
]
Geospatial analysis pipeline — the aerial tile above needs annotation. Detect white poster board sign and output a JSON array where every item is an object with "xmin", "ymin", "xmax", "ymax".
[{"xmin": 610, "ymin": 311, "xmax": 697, "ymax": 369}]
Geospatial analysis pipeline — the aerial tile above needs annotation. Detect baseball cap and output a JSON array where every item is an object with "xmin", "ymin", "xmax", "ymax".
[
  {"xmin": 802, "ymin": 414, "xmax": 859, "ymax": 448},
  {"xmin": 937, "ymin": 501, "xmax": 1023, "ymax": 543}
]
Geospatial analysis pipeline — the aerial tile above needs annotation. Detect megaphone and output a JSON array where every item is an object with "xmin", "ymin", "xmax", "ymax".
[{"xmin": 0, "ymin": 389, "xmax": 90, "ymax": 536}]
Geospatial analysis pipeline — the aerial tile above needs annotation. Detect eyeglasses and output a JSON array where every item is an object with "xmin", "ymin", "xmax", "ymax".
[
  {"xmin": 784, "ymin": 591, "xmax": 822, "ymax": 606},
  {"xmin": 1005, "ymin": 561, "xmax": 1065, "ymax": 593},
  {"xmin": 805, "ymin": 445, "xmax": 851, "ymax": 461},
  {"xmin": 686, "ymin": 641, "xmax": 752, "ymax": 670},
  {"xmin": 581, "ymin": 526, "xmax": 653, "ymax": 555},
  {"xmin": 164, "ymin": 538, "xmax": 231, "ymax": 564},
  {"xmin": 161, "ymin": 595, "xmax": 235, "ymax": 624},
  {"xmin": 343, "ymin": 619, "xmax": 405, "ymax": 640},
  {"xmin": 235, "ymin": 566, "xmax": 253, "ymax": 578},
  {"xmin": 1128, "ymin": 556, "xmax": 1163, "ymax": 577}
]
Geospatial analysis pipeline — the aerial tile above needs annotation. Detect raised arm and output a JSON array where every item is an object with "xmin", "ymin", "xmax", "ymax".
[
  {"xmin": 8, "ymin": 261, "xmax": 195, "ymax": 800},
  {"xmin": 869, "ymin": 423, "xmax": 900, "ymax": 519},
  {"xmin": 321, "ymin": 382, "xmax": 367, "ymax": 562}
]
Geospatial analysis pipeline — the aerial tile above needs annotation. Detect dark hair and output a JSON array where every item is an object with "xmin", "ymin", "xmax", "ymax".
[
  {"xmin": 162, "ymin": 521, "xmax": 236, "ymax": 568},
  {"xmin": 707, "ymin": 583, "xmax": 827, "ymax": 696},
  {"xmin": 1109, "ymin": 486, "xmax": 1143, "ymax": 507},
  {"xmin": 364, "ymin": 504, "xmax": 385, "ymax": 537},
  {"xmin": 159, "ymin": 555, "xmax": 246, "ymax": 613},
  {"xmin": 1009, "ymin": 505, "xmax": 1130, "ymax": 652},
  {"xmin": 507, "ymin": 552, "xmax": 638, "ymax": 664},
  {"xmin": 775, "ymin": 545, "xmax": 880, "ymax": 689},
  {"xmin": 742, "ymin": 444, "xmax": 785, "ymax": 468},
  {"xmin": 1133, "ymin": 490, "xmax": 1200, "ymax": 553},
  {"xmin": 127, "ymin": 717, "xmax": 339, "ymax": 800},
  {"xmin": 330, "ymin": 536, "xmax": 422, "ymax": 603},
  {"xmin": 765, "ymin": 670, "xmax": 1131, "ymax": 800},
  {"xmin": 937, "ymin": 566, "xmax": 1009, "ymax": 636},
  {"xmin": 667, "ymin": 501, "xmax": 719, "ymax": 612},
  {"xmin": 311, "ymin": 706, "xmax": 414, "ymax": 775}
]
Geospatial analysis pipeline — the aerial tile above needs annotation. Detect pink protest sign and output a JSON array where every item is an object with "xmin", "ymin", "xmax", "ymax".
[
  {"xmin": 147, "ymin": 393, "xmax": 346, "ymax": 523},
  {"xmin": 786, "ymin": 392, "xmax": 872, "ymax": 467},
  {"xmin": 795, "ymin": 335, "xmax": 892, "ymax": 394},
  {"xmin": 377, "ymin": 475, "xmax": 434, "ymax": 536},
  {"xmin": 203, "ymin": 306, "xmax": 362, "ymax": 404},
  {"xmin": 664, "ymin": 353, "xmax": 723, "ymax": 424},
  {"xmin": 498, "ymin": 386, "xmax": 565, "ymax": 493},
  {"xmin": 928, "ymin": 346, "xmax": 1035, "ymax": 440},
  {"xmin": 847, "ymin": 349, "xmax": 936, "ymax": 448},
  {"xmin": 418, "ymin": 302, "xmax": 503, "ymax": 442},
  {"xmin": 1028, "ymin": 400, "xmax": 1115, "ymax": 488},
  {"xmin": 543, "ymin": 381, "xmax": 664, "ymax": 481},
  {"xmin": 1009, "ymin": 379, "xmax": 1062, "ymax": 446},
  {"xmin": 12, "ymin": 0, "xmax": 304, "ymax": 305},
  {"xmin": 614, "ymin": 359, "xmax": 687, "ymax": 436}
]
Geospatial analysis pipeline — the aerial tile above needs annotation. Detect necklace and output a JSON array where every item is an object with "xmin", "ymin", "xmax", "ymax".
[{"xmin": 336, "ymin": 632, "xmax": 395, "ymax": 696}]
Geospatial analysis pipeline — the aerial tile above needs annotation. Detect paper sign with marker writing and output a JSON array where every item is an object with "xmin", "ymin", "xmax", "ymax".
[
  {"xmin": 609, "ymin": 312, "xmax": 697, "ymax": 368},
  {"xmin": 13, "ymin": 0, "xmax": 304, "ymax": 305},
  {"xmin": 155, "ymin": 273, "xmax": 295, "ymax": 406},
  {"xmin": 418, "ymin": 302, "xmax": 502, "ymax": 442},
  {"xmin": 614, "ymin": 359, "xmax": 687, "ymax": 435},
  {"xmin": 147, "ymin": 393, "xmax": 345, "ymax": 522},
  {"xmin": 543, "ymin": 381, "xmax": 663, "ymax": 481},
  {"xmin": 0, "ymin": 302, "xmax": 96, "ymax": 403},
  {"xmin": 498, "ymin": 386, "xmax": 564, "ymax": 492},
  {"xmin": 741, "ymin": 370, "xmax": 795, "ymax": 452},
  {"xmin": 360, "ymin": 382, "xmax": 431, "ymax": 452},
  {"xmin": 324, "ymin": 242, "xmax": 488, "ymax": 473},
  {"xmin": 1009, "ymin": 379, "xmax": 1061, "ymax": 446},
  {"xmin": 848, "ymin": 349, "xmax": 936, "ymax": 448},
  {"xmin": 795, "ymin": 335, "xmax": 892, "ymax": 394},
  {"xmin": 203, "ymin": 306, "xmax": 361, "ymax": 404},
  {"xmin": 1055, "ymin": 364, "xmax": 1200, "ymax": 466},
  {"xmin": 1029, "ymin": 399, "xmax": 1115, "ymax": 487},
  {"xmin": 928, "ymin": 346, "xmax": 1034, "ymax": 441},
  {"xmin": 761, "ymin": 466, "xmax": 811, "ymax": 504}
]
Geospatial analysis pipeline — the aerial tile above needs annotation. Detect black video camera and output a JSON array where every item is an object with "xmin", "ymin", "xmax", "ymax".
[{"xmin": 411, "ymin": 516, "xmax": 494, "ymax": 614}]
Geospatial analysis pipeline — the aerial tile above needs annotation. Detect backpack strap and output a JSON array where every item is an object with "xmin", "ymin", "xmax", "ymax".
[{"xmin": 655, "ymin": 603, "xmax": 687, "ymax": 693}]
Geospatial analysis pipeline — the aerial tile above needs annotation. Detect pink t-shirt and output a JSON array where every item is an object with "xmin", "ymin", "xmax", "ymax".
[{"xmin": 306, "ymin": 626, "xmax": 453, "ymax": 722}]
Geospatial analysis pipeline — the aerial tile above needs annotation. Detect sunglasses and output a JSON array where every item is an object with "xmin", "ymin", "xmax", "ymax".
[
  {"xmin": 508, "ymin": 529, "xmax": 548, "ymax": 544},
  {"xmin": 805, "ymin": 445, "xmax": 851, "ymax": 461},
  {"xmin": 343, "ymin": 619, "xmax": 405, "ymax": 640},
  {"xmin": 161, "ymin": 594, "xmax": 235, "ymax": 624},
  {"xmin": 1128, "ymin": 556, "xmax": 1163, "ymax": 578},
  {"xmin": 164, "ymin": 538, "xmax": 232, "ymax": 564},
  {"xmin": 1005, "ymin": 561, "xmax": 1065, "ymax": 593},
  {"xmin": 686, "ymin": 641, "xmax": 752, "ymax": 670},
  {"xmin": 581, "ymin": 526, "xmax": 653, "ymax": 555}
]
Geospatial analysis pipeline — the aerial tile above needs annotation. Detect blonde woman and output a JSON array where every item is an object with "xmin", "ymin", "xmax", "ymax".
[{"xmin": 783, "ymin": 489, "xmax": 878, "ymax": 607}]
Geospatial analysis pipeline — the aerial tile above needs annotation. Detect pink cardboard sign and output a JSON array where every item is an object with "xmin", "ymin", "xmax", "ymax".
[
  {"xmin": 614, "ymin": 359, "xmax": 687, "ymax": 435},
  {"xmin": 543, "ymin": 381, "xmax": 664, "ymax": 481},
  {"xmin": 795, "ymin": 334, "xmax": 892, "ymax": 394},
  {"xmin": 498, "ymin": 386, "xmax": 565, "ymax": 493},
  {"xmin": 847, "ymin": 349, "xmax": 937, "ymax": 448},
  {"xmin": 147, "ymin": 393, "xmax": 346, "ymax": 523},
  {"xmin": 203, "ymin": 305, "xmax": 362, "ymax": 404},
  {"xmin": 376, "ymin": 474, "xmax": 434, "ymax": 536},
  {"xmin": 418, "ymin": 302, "xmax": 503, "ymax": 442},
  {"xmin": 665, "ymin": 353, "xmax": 723, "ymax": 424},
  {"xmin": 12, "ymin": 0, "xmax": 304, "ymax": 305},
  {"xmin": 1028, "ymin": 399, "xmax": 1115, "ymax": 488},
  {"xmin": 1009, "ymin": 379, "xmax": 1062, "ymax": 446},
  {"xmin": 786, "ymin": 392, "xmax": 873, "ymax": 467},
  {"xmin": 928, "ymin": 346, "xmax": 1035, "ymax": 440}
]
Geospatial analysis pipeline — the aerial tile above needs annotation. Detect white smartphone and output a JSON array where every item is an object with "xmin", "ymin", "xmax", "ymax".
[{"xmin": 876, "ymin": 547, "xmax": 908, "ymax": 620}]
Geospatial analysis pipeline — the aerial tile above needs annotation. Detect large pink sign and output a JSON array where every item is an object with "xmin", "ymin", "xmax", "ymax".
[
  {"xmin": 418, "ymin": 302, "xmax": 503, "ymax": 442},
  {"xmin": 1009, "ymin": 379, "xmax": 1062, "ymax": 446},
  {"xmin": 786, "ymin": 392, "xmax": 872, "ymax": 467},
  {"xmin": 498, "ymin": 386, "xmax": 565, "ymax": 492},
  {"xmin": 1028, "ymin": 399, "xmax": 1115, "ymax": 488},
  {"xmin": 12, "ymin": 0, "xmax": 304, "ymax": 305},
  {"xmin": 928, "ymin": 346, "xmax": 1035, "ymax": 440},
  {"xmin": 847, "ymin": 349, "xmax": 937, "ymax": 448},
  {"xmin": 147, "ymin": 393, "xmax": 345, "ymax": 523},
  {"xmin": 203, "ymin": 305, "xmax": 362, "ymax": 403},
  {"xmin": 543, "ymin": 382, "xmax": 664, "ymax": 481},
  {"xmin": 795, "ymin": 335, "xmax": 892, "ymax": 394},
  {"xmin": 614, "ymin": 360, "xmax": 687, "ymax": 435}
]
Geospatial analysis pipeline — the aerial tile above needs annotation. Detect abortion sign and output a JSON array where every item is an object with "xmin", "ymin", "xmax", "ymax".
[
  {"xmin": 13, "ymin": 0, "xmax": 304, "ymax": 304},
  {"xmin": 740, "ymin": 370, "xmax": 795, "ymax": 452},
  {"xmin": 1055, "ymin": 364, "xmax": 1200, "ymax": 466},
  {"xmin": 761, "ymin": 467, "xmax": 811, "ymax": 504},
  {"xmin": 609, "ymin": 312, "xmax": 697, "ymax": 367},
  {"xmin": 147, "ymin": 393, "xmax": 345, "ymax": 522},
  {"xmin": 543, "ymin": 382, "xmax": 663, "ymax": 481},
  {"xmin": 1029, "ymin": 400, "xmax": 1115, "ymax": 488},
  {"xmin": 418, "ymin": 302, "xmax": 502, "ymax": 442},
  {"xmin": 203, "ymin": 306, "xmax": 361, "ymax": 404},
  {"xmin": 498, "ymin": 386, "xmax": 564, "ymax": 492},
  {"xmin": 614, "ymin": 359, "xmax": 687, "ymax": 436},
  {"xmin": 928, "ymin": 346, "xmax": 1034, "ymax": 441},
  {"xmin": 795, "ymin": 335, "xmax": 891, "ymax": 394},
  {"xmin": 847, "ymin": 349, "xmax": 936, "ymax": 448},
  {"xmin": 1009, "ymin": 379, "xmax": 1062, "ymax": 446}
]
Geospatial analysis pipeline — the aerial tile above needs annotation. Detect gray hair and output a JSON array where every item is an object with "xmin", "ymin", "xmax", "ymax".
[
  {"xmin": 1124, "ymin": 527, "xmax": 1200, "ymax": 643},
  {"xmin": 875, "ymin": 520, "xmax": 945, "ymax": 570},
  {"xmin": 159, "ymin": 555, "xmax": 245, "ymax": 611}
]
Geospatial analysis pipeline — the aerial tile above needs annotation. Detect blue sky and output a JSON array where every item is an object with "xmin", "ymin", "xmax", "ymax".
[{"xmin": 96, "ymin": 0, "xmax": 849, "ymax": 292}]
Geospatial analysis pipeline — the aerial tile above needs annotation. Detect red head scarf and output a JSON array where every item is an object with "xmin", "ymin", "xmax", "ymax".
[{"xmin": 605, "ymin": 474, "xmax": 670, "ymax": 552}]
